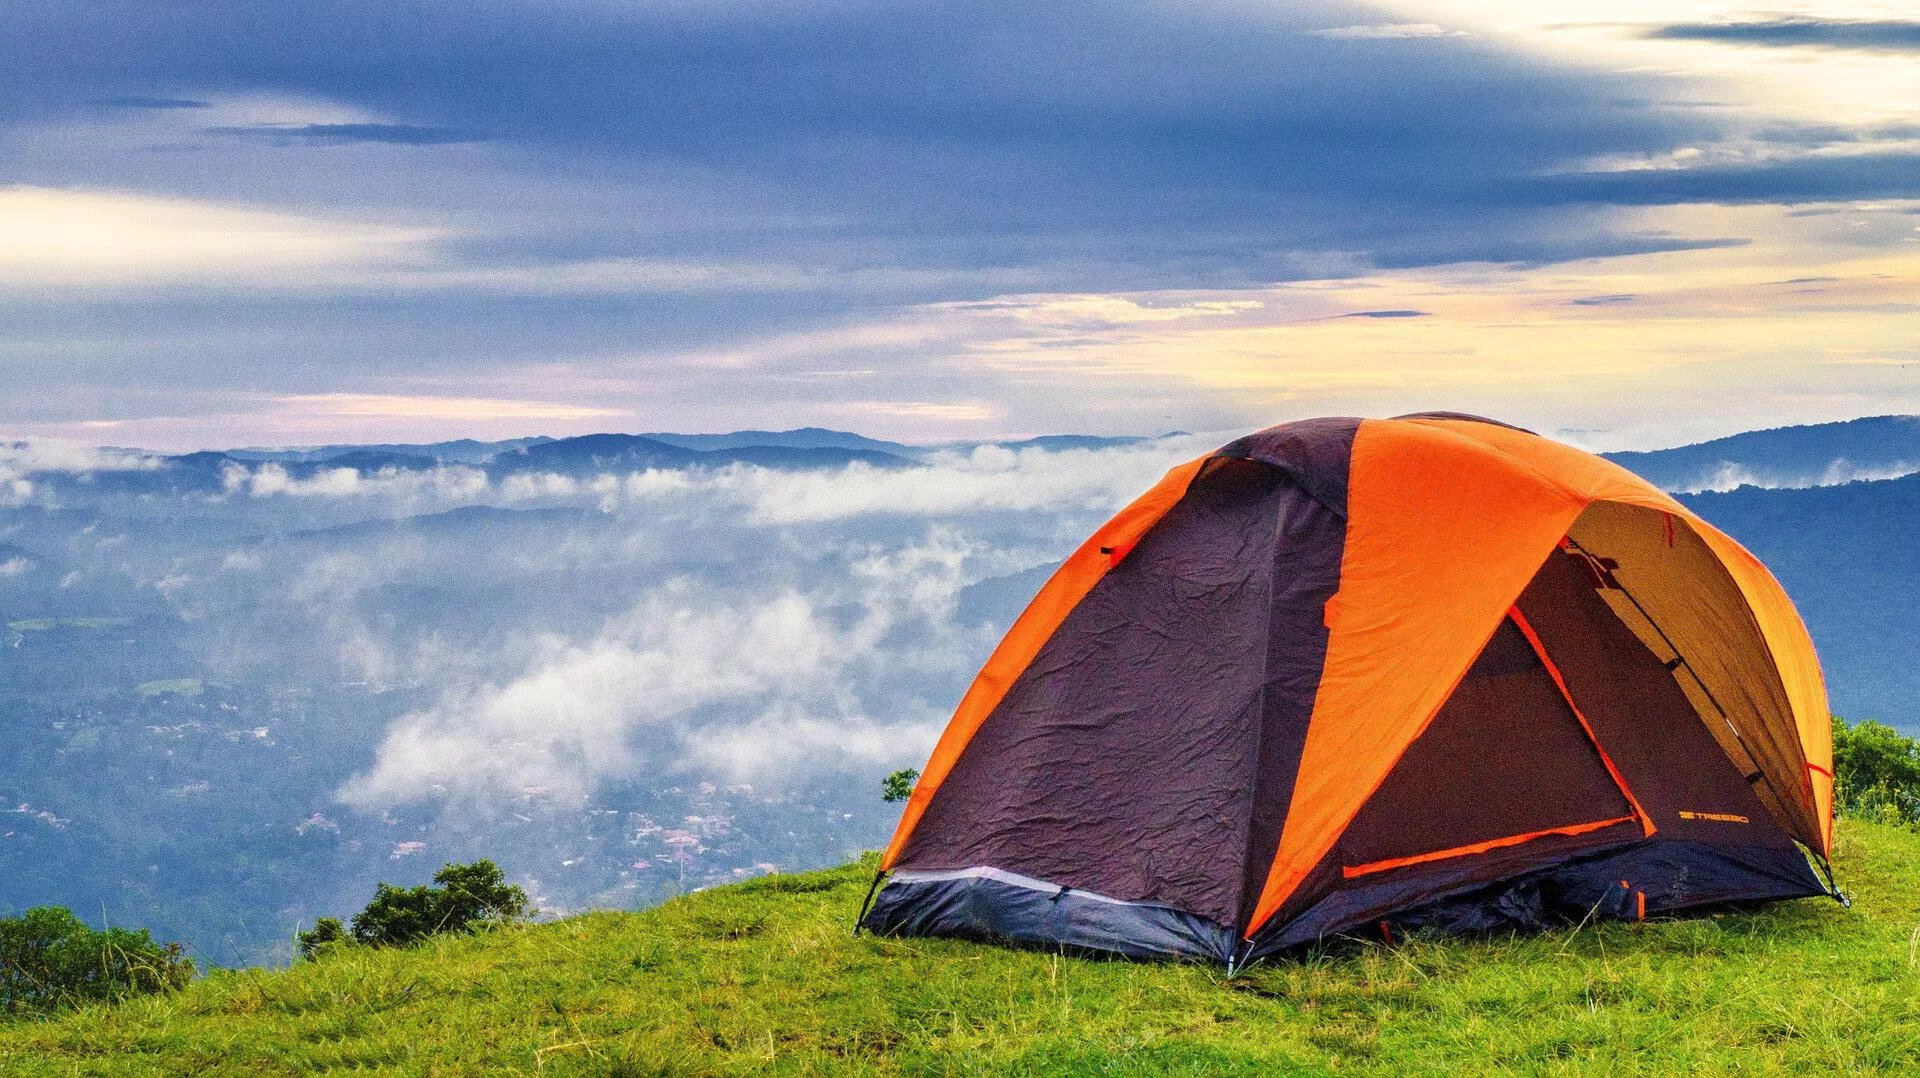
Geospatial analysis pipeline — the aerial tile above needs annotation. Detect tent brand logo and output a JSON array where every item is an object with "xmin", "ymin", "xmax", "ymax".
[{"xmin": 1678, "ymin": 810, "xmax": 1750, "ymax": 824}]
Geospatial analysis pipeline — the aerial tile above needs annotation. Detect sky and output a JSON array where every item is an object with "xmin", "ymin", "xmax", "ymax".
[{"xmin": 4, "ymin": 0, "xmax": 1918, "ymax": 451}]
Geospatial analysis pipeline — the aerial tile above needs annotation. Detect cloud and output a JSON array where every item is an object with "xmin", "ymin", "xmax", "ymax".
[
  {"xmin": 0, "ymin": 0, "xmax": 1715, "ymax": 289},
  {"xmin": 0, "ymin": 179, "xmax": 1012, "ymax": 299},
  {"xmin": 3, "ymin": 2, "xmax": 1918, "ymax": 449},
  {"xmin": 230, "ymin": 463, "xmax": 364, "ymax": 498},
  {"xmin": 1342, "ymin": 309, "xmax": 1430, "ymax": 319},
  {"xmin": 0, "ymin": 438, "xmax": 160, "ymax": 503},
  {"xmin": 180, "ymin": 439, "xmax": 1211, "ymax": 811},
  {"xmin": 1681, "ymin": 458, "xmax": 1920, "ymax": 494},
  {"xmin": 1540, "ymin": 152, "xmax": 1920, "ymax": 206},
  {"xmin": 948, "ymin": 295, "xmax": 1264, "ymax": 326},
  {"xmin": 224, "ymin": 460, "xmax": 492, "ymax": 500},
  {"xmin": 336, "ymin": 555, "xmax": 960, "ymax": 808},
  {"xmin": 0, "ymin": 187, "xmax": 442, "ymax": 287},
  {"xmin": 210, "ymin": 122, "xmax": 485, "ymax": 145},
  {"xmin": 1317, "ymin": 23, "xmax": 1467, "ymax": 40},
  {"xmin": 653, "ymin": 439, "xmax": 1208, "ymax": 525},
  {"xmin": 213, "ymin": 438, "xmax": 1209, "ymax": 526},
  {"xmin": 0, "ymin": 439, "xmax": 158, "ymax": 474},
  {"xmin": 845, "ymin": 402, "xmax": 996, "ymax": 422},
  {"xmin": 277, "ymin": 394, "xmax": 630, "ymax": 421},
  {"xmin": 92, "ymin": 96, "xmax": 212, "ymax": 110},
  {"xmin": 1645, "ymin": 18, "xmax": 1920, "ymax": 53},
  {"xmin": 369, "ymin": 258, "xmax": 1007, "ymax": 298}
]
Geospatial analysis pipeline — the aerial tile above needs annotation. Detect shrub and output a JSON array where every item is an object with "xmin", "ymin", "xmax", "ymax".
[
  {"xmin": 882, "ymin": 768, "xmax": 919, "ymax": 803},
  {"xmin": 1833, "ymin": 716, "xmax": 1920, "ymax": 828},
  {"xmin": 0, "ymin": 907, "xmax": 193, "ymax": 1015},
  {"xmin": 301, "ymin": 860, "xmax": 529, "ymax": 958},
  {"xmin": 294, "ymin": 916, "xmax": 348, "ymax": 961}
]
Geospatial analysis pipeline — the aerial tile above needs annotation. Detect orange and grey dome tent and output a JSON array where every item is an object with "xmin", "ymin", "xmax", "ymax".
[{"xmin": 860, "ymin": 415, "xmax": 1838, "ymax": 966}]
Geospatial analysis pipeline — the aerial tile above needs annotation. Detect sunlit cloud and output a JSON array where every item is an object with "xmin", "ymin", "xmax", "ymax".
[
  {"xmin": 1644, "ymin": 17, "xmax": 1920, "ymax": 53},
  {"xmin": 1316, "ymin": 23, "xmax": 1468, "ymax": 40},
  {"xmin": 636, "ymin": 200, "xmax": 1916, "ymax": 448},
  {"xmin": 1381, "ymin": 0, "xmax": 1920, "ymax": 130},
  {"xmin": 0, "ymin": 188, "xmax": 441, "ymax": 287},
  {"xmin": 846, "ymin": 402, "xmax": 996, "ymax": 422},
  {"xmin": 0, "ymin": 185, "xmax": 981, "ymax": 299},
  {"xmin": 946, "ymin": 295, "xmax": 1265, "ymax": 326},
  {"xmin": 277, "ymin": 394, "xmax": 632, "ymax": 421}
]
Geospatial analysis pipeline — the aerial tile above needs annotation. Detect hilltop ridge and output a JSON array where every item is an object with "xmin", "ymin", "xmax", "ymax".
[{"xmin": 1, "ymin": 821, "xmax": 1916, "ymax": 1076}]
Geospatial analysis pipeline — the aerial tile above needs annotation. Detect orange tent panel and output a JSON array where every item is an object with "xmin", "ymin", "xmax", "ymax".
[
  {"xmin": 1246, "ymin": 416, "xmax": 1832, "ymax": 933},
  {"xmin": 1245, "ymin": 418, "xmax": 1593, "ymax": 933}
]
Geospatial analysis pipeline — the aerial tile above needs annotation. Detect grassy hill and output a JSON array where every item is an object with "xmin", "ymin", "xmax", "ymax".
[{"xmin": 3, "ymin": 822, "xmax": 1918, "ymax": 1076}]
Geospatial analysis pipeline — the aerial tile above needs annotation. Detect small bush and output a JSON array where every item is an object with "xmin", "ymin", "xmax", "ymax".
[
  {"xmin": 1833, "ymin": 716, "xmax": 1920, "ymax": 827},
  {"xmin": 0, "ymin": 907, "xmax": 193, "ymax": 1015},
  {"xmin": 301, "ymin": 860, "xmax": 529, "ymax": 959}
]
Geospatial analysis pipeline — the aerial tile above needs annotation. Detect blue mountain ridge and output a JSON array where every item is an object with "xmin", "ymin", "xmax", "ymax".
[{"xmin": 1603, "ymin": 415, "xmax": 1920, "ymax": 492}]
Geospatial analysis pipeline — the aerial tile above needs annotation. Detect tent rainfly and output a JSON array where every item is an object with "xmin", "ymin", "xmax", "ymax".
[{"xmin": 860, "ymin": 415, "xmax": 1839, "ymax": 967}]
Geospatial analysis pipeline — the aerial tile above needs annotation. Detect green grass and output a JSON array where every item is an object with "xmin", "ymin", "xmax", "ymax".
[{"xmin": 4, "ymin": 821, "xmax": 1918, "ymax": 1076}]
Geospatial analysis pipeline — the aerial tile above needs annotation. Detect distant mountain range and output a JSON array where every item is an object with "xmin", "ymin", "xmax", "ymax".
[
  {"xmin": 1679, "ymin": 470, "xmax": 1920, "ymax": 726},
  {"xmin": 205, "ymin": 428, "xmax": 1162, "ymax": 469},
  {"xmin": 635, "ymin": 427, "xmax": 913, "ymax": 456},
  {"xmin": 488, "ymin": 433, "xmax": 913, "ymax": 475},
  {"xmin": 16, "ymin": 429, "xmax": 1175, "ymax": 496},
  {"xmin": 17, "ymin": 418, "xmax": 1920, "ymax": 497},
  {"xmin": 223, "ymin": 437, "xmax": 554, "ymax": 465},
  {"xmin": 1603, "ymin": 416, "xmax": 1920, "ymax": 492}
]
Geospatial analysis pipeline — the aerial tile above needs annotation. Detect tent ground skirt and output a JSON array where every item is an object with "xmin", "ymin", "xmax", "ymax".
[
  {"xmin": 863, "ymin": 867, "xmax": 1238, "ymax": 964},
  {"xmin": 1249, "ymin": 837, "xmax": 1825, "ymax": 957},
  {"xmin": 861, "ymin": 838, "xmax": 1824, "ymax": 965}
]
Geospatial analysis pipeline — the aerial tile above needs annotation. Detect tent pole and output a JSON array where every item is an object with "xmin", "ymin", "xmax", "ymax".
[
  {"xmin": 1814, "ymin": 854, "xmax": 1849, "ymax": 907},
  {"xmin": 1227, "ymin": 938, "xmax": 1258, "ymax": 978},
  {"xmin": 852, "ymin": 870, "xmax": 886, "ymax": 936},
  {"xmin": 1568, "ymin": 535, "xmax": 1842, "ymax": 897}
]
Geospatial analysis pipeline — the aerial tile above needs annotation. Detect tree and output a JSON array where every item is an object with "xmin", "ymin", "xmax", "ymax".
[
  {"xmin": 431, "ymin": 860, "xmax": 530, "ymax": 930},
  {"xmin": 1834, "ymin": 716, "xmax": 1920, "ymax": 827},
  {"xmin": 300, "ymin": 859, "xmax": 530, "ymax": 958},
  {"xmin": 0, "ymin": 907, "xmax": 193, "ymax": 1014},
  {"xmin": 882, "ymin": 768, "xmax": 919, "ymax": 803}
]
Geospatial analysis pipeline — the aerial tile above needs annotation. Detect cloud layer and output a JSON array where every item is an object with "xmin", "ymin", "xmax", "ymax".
[
  {"xmin": 1647, "ymin": 18, "xmax": 1920, "ymax": 52},
  {"xmin": 3, "ymin": 0, "xmax": 1919, "ymax": 463}
]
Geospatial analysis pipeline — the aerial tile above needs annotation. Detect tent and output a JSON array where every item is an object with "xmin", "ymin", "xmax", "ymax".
[{"xmin": 861, "ymin": 415, "xmax": 1838, "ymax": 967}]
